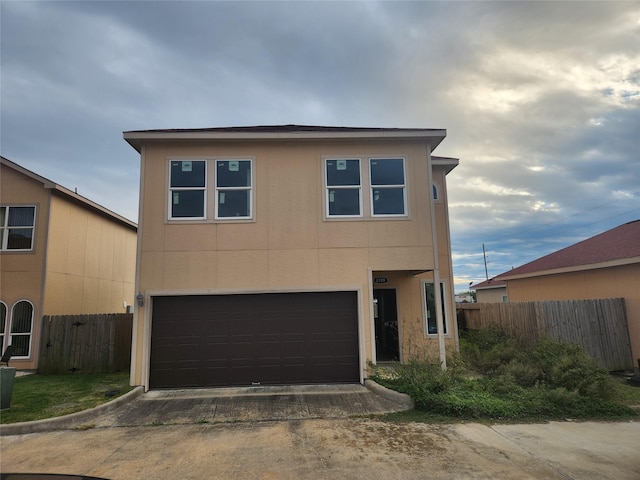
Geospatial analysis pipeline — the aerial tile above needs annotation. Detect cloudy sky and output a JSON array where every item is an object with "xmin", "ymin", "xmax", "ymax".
[{"xmin": 1, "ymin": 1, "xmax": 638, "ymax": 292}]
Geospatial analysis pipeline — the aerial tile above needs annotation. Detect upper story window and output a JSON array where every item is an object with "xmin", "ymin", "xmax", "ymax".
[
  {"xmin": 215, "ymin": 160, "xmax": 252, "ymax": 219},
  {"xmin": 370, "ymin": 158, "xmax": 406, "ymax": 216},
  {"xmin": 326, "ymin": 159, "xmax": 361, "ymax": 217},
  {"xmin": 169, "ymin": 160, "xmax": 206, "ymax": 219},
  {"xmin": 432, "ymin": 183, "xmax": 439, "ymax": 201},
  {"xmin": 0, "ymin": 206, "xmax": 36, "ymax": 251}
]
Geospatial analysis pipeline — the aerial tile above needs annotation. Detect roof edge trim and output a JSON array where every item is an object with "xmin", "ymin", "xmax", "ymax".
[
  {"xmin": 123, "ymin": 126, "xmax": 447, "ymax": 153},
  {"xmin": 499, "ymin": 256, "xmax": 640, "ymax": 281}
]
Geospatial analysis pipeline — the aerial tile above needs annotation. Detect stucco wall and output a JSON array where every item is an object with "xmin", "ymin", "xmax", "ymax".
[
  {"xmin": 0, "ymin": 166, "xmax": 49, "ymax": 368},
  {"xmin": 506, "ymin": 263, "xmax": 640, "ymax": 366},
  {"xmin": 132, "ymin": 138, "xmax": 455, "ymax": 385},
  {"xmin": 476, "ymin": 287, "xmax": 508, "ymax": 303},
  {"xmin": 43, "ymin": 194, "xmax": 137, "ymax": 315}
]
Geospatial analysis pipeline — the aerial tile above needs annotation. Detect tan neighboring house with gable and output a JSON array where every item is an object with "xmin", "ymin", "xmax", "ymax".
[
  {"xmin": 0, "ymin": 156, "xmax": 137, "ymax": 370},
  {"xmin": 492, "ymin": 220, "xmax": 640, "ymax": 365},
  {"xmin": 124, "ymin": 125, "xmax": 459, "ymax": 390}
]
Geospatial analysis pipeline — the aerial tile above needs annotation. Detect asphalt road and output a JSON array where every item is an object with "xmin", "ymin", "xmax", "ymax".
[{"xmin": 1, "ymin": 419, "xmax": 638, "ymax": 479}]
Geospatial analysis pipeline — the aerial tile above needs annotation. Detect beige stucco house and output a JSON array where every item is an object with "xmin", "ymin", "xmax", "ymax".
[
  {"xmin": 0, "ymin": 157, "xmax": 137, "ymax": 370},
  {"xmin": 493, "ymin": 220, "xmax": 640, "ymax": 366},
  {"xmin": 124, "ymin": 125, "xmax": 459, "ymax": 390}
]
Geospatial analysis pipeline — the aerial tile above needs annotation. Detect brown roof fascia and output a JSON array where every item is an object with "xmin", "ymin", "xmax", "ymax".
[
  {"xmin": 432, "ymin": 156, "xmax": 459, "ymax": 174},
  {"xmin": 123, "ymin": 124, "xmax": 447, "ymax": 153},
  {"xmin": 1, "ymin": 156, "xmax": 137, "ymax": 231},
  {"xmin": 471, "ymin": 277, "xmax": 507, "ymax": 290}
]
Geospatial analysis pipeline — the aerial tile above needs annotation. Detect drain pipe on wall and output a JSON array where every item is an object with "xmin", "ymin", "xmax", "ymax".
[{"xmin": 427, "ymin": 152, "xmax": 447, "ymax": 370}]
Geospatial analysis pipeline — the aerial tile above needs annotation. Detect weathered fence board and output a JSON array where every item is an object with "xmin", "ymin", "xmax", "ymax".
[
  {"xmin": 38, "ymin": 313, "xmax": 133, "ymax": 374},
  {"xmin": 457, "ymin": 298, "xmax": 633, "ymax": 371}
]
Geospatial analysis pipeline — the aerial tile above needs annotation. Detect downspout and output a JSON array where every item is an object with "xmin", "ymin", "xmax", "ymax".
[
  {"xmin": 443, "ymin": 171, "xmax": 460, "ymax": 353},
  {"xmin": 426, "ymin": 151, "xmax": 447, "ymax": 370}
]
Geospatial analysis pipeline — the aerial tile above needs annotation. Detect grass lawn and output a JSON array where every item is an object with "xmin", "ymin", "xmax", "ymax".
[{"xmin": 0, "ymin": 372, "xmax": 133, "ymax": 424}]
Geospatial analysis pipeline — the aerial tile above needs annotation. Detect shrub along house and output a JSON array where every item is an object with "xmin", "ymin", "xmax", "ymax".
[
  {"xmin": 0, "ymin": 156, "xmax": 137, "ymax": 371},
  {"xmin": 124, "ymin": 125, "xmax": 459, "ymax": 390}
]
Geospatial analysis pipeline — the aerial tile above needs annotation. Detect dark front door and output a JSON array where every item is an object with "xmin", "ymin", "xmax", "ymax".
[
  {"xmin": 149, "ymin": 291, "xmax": 360, "ymax": 389},
  {"xmin": 373, "ymin": 289, "xmax": 399, "ymax": 362}
]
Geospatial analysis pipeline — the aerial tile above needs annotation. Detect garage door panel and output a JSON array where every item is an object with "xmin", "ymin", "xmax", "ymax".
[{"xmin": 150, "ymin": 291, "xmax": 359, "ymax": 388}]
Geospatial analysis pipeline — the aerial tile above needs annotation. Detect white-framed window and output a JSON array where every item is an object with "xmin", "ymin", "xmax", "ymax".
[
  {"xmin": 432, "ymin": 183, "xmax": 440, "ymax": 201},
  {"xmin": 0, "ymin": 205, "xmax": 36, "ymax": 251},
  {"xmin": 9, "ymin": 300, "xmax": 33, "ymax": 358},
  {"xmin": 168, "ymin": 160, "xmax": 206, "ymax": 219},
  {"xmin": 370, "ymin": 158, "xmax": 406, "ymax": 216},
  {"xmin": 325, "ymin": 158, "xmax": 362, "ymax": 217},
  {"xmin": 422, "ymin": 281, "xmax": 449, "ymax": 336},
  {"xmin": 501, "ymin": 295, "xmax": 508, "ymax": 303},
  {"xmin": 0, "ymin": 301, "xmax": 6, "ymax": 352},
  {"xmin": 215, "ymin": 159, "xmax": 253, "ymax": 219}
]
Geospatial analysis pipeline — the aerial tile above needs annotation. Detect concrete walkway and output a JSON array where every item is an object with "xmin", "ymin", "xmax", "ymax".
[
  {"xmin": 0, "ymin": 381, "xmax": 412, "ymax": 435},
  {"xmin": 92, "ymin": 383, "xmax": 413, "ymax": 428}
]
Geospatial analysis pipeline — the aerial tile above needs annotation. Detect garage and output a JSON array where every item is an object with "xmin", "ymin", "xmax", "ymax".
[{"xmin": 149, "ymin": 291, "xmax": 360, "ymax": 389}]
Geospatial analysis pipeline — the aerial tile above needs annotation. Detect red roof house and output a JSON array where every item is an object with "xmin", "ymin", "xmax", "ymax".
[{"xmin": 498, "ymin": 220, "xmax": 640, "ymax": 364}]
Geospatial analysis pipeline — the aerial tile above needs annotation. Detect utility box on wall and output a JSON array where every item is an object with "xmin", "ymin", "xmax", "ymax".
[{"xmin": 0, "ymin": 367, "xmax": 17, "ymax": 409}]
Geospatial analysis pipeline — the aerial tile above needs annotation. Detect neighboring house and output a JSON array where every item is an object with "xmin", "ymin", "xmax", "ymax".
[
  {"xmin": 124, "ymin": 125, "xmax": 459, "ymax": 390},
  {"xmin": 454, "ymin": 292, "xmax": 475, "ymax": 303},
  {"xmin": 0, "ymin": 157, "xmax": 137, "ymax": 370},
  {"xmin": 495, "ymin": 220, "xmax": 640, "ymax": 366},
  {"xmin": 471, "ymin": 277, "xmax": 508, "ymax": 303}
]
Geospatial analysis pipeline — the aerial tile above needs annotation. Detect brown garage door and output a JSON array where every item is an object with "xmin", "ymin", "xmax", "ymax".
[{"xmin": 150, "ymin": 291, "xmax": 360, "ymax": 388}]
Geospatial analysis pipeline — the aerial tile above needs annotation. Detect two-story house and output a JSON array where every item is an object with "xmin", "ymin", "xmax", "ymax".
[
  {"xmin": 0, "ymin": 156, "xmax": 137, "ymax": 370},
  {"xmin": 124, "ymin": 125, "xmax": 458, "ymax": 390}
]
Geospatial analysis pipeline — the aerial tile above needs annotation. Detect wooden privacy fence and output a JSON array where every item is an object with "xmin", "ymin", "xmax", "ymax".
[
  {"xmin": 38, "ymin": 313, "xmax": 133, "ymax": 374},
  {"xmin": 457, "ymin": 298, "xmax": 633, "ymax": 371}
]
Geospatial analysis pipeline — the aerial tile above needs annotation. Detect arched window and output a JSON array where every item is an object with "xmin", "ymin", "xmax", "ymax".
[
  {"xmin": 432, "ymin": 183, "xmax": 440, "ymax": 201},
  {"xmin": 10, "ymin": 300, "xmax": 33, "ymax": 357},
  {"xmin": 0, "ymin": 302, "xmax": 6, "ymax": 352}
]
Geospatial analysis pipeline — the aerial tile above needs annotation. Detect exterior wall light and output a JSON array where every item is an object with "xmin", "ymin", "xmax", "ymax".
[{"xmin": 136, "ymin": 293, "xmax": 144, "ymax": 307}]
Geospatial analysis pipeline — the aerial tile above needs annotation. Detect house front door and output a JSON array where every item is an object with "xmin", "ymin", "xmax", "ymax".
[{"xmin": 373, "ymin": 289, "xmax": 399, "ymax": 362}]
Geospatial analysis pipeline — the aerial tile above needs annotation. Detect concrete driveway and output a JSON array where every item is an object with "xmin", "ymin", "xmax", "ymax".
[
  {"xmin": 1, "ymin": 384, "xmax": 639, "ymax": 479},
  {"xmin": 2, "ymin": 419, "xmax": 638, "ymax": 479}
]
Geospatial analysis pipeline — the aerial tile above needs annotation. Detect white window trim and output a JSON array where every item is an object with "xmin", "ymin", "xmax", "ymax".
[
  {"xmin": 168, "ymin": 159, "xmax": 207, "ymax": 221},
  {"xmin": 421, "ymin": 280, "xmax": 450, "ymax": 338},
  {"xmin": 0, "ymin": 300, "xmax": 7, "ymax": 352},
  {"xmin": 325, "ymin": 158, "xmax": 363, "ymax": 219},
  {"xmin": 369, "ymin": 158, "xmax": 407, "ymax": 218},
  {"xmin": 214, "ymin": 158, "xmax": 254, "ymax": 220},
  {"xmin": 9, "ymin": 299, "xmax": 34, "ymax": 359},
  {"xmin": 0, "ymin": 205, "xmax": 37, "ymax": 252}
]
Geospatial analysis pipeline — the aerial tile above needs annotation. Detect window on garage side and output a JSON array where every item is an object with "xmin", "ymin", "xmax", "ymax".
[
  {"xmin": 326, "ymin": 159, "xmax": 361, "ymax": 217},
  {"xmin": 215, "ymin": 160, "xmax": 252, "ymax": 219},
  {"xmin": 1, "ymin": 206, "xmax": 36, "ymax": 251},
  {"xmin": 423, "ymin": 281, "xmax": 448, "ymax": 336},
  {"xmin": 10, "ymin": 300, "xmax": 33, "ymax": 357},
  {"xmin": 370, "ymin": 158, "xmax": 406, "ymax": 216},
  {"xmin": 169, "ymin": 160, "xmax": 206, "ymax": 219}
]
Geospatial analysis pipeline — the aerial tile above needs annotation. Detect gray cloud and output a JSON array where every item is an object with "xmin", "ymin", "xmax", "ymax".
[{"xmin": 1, "ymin": 0, "xmax": 638, "ymax": 291}]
